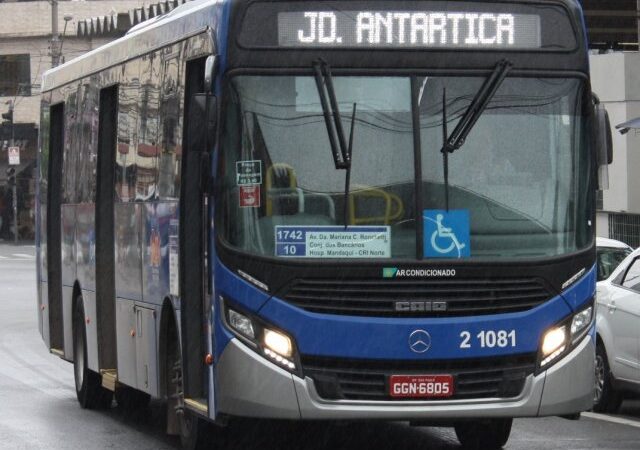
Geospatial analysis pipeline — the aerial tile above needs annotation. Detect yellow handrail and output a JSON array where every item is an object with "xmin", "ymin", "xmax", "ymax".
[
  {"xmin": 348, "ymin": 186, "xmax": 404, "ymax": 225},
  {"xmin": 265, "ymin": 163, "xmax": 297, "ymax": 216}
]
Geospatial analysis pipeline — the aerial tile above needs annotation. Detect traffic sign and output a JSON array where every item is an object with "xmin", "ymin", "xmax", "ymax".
[{"xmin": 8, "ymin": 146, "xmax": 19, "ymax": 165}]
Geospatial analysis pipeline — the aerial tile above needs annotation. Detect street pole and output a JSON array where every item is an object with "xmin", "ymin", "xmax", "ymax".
[
  {"xmin": 637, "ymin": 1, "xmax": 640, "ymax": 52},
  {"xmin": 51, "ymin": 0, "xmax": 60, "ymax": 67},
  {"xmin": 8, "ymin": 101, "xmax": 17, "ymax": 244},
  {"xmin": 12, "ymin": 173, "xmax": 17, "ymax": 244}
]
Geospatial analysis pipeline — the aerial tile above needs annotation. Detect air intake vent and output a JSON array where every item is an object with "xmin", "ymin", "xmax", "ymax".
[
  {"xmin": 281, "ymin": 277, "xmax": 553, "ymax": 317},
  {"xmin": 302, "ymin": 353, "xmax": 537, "ymax": 401}
]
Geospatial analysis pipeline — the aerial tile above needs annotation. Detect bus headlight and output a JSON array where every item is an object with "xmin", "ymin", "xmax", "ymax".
[
  {"xmin": 541, "ymin": 326, "xmax": 567, "ymax": 367},
  {"xmin": 571, "ymin": 306, "xmax": 593, "ymax": 337},
  {"xmin": 264, "ymin": 329, "xmax": 293, "ymax": 358},
  {"xmin": 222, "ymin": 297, "xmax": 300, "ymax": 375},
  {"xmin": 538, "ymin": 302, "xmax": 594, "ymax": 370},
  {"xmin": 228, "ymin": 309, "xmax": 255, "ymax": 339}
]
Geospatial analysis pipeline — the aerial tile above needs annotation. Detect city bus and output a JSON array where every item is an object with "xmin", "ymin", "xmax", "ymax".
[{"xmin": 36, "ymin": 0, "xmax": 612, "ymax": 448}]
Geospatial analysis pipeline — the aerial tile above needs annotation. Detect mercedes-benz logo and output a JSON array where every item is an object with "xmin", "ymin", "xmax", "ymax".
[{"xmin": 409, "ymin": 330, "xmax": 431, "ymax": 354}]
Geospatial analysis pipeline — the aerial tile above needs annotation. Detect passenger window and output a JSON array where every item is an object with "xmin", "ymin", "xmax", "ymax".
[
  {"xmin": 116, "ymin": 63, "xmax": 140, "ymax": 202},
  {"xmin": 77, "ymin": 81, "xmax": 99, "ymax": 203},
  {"xmin": 62, "ymin": 87, "xmax": 79, "ymax": 204},
  {"xmin": 158, "ymin": 47, "xmax": 183, "ymax": 200},
  {"xmin": 136, "ymin": 52, "xmax": 160, "ymax": 201},
  {"xmin": 622, "ymin": 259, "xmax": 640, "ymax": 292},
  {"xmin": 39, "ymin": 101, "xmax": 50, "ymax": 204}
]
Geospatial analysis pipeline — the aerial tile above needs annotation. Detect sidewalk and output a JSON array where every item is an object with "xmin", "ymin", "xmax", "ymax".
[
  {"xmin": 0, "ymin": 239, "xmax": 35, "ymax": 247},
  {"xmin": 0, "ymin": 241, "xmax": 35, "ymax": 259}
]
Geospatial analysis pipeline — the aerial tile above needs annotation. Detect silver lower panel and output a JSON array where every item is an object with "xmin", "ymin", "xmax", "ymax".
[
  {"xmin": 216, "ymin": 340, "xmax": 300, "ymax": 419},
  {"xmin": 215, "ymin": 336, "xmax": 594, "ymax": 420}
]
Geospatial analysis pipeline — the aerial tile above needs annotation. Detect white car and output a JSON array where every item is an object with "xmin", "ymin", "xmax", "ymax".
[
  {"xmin": 594, "ymin": 237, "xmax": 635, "ymax": 412},
  {"xmin": 596, "ymin": 237, "xmax": 633, "ymax": 282}
]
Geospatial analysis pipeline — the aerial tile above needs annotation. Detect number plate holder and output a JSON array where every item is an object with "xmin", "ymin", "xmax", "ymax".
[{"xmin": 389, "ymin": 374, "xmax": 454, "ymax": 399}]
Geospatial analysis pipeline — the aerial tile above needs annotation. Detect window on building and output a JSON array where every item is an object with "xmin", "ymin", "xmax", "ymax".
[
  {"xmin": 0, "ymin": 54, "xmax": 31, "ymax": 97},
  {"xmin": 609, "ymin": 213, "xmax": 640, "ymax": 248}
]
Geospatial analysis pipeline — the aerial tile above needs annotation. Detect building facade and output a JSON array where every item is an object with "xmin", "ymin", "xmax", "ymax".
[{"xmin": 591, "ymin": 52, "xmax": 640, "ymax": 247}]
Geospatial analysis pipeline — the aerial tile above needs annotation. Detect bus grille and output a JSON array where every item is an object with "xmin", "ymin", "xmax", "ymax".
[
  {"xmin": 280, "ymin": 278, "xmax": 553, "ymax": 317},
  {"xmin": 302, "ymin": 354, "xmax": 537, "ymax": 401}
]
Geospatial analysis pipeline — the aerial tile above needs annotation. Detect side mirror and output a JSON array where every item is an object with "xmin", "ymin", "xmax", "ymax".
[
  {"xmin": 187, "ymin": 94, "xmax": 217, "ymax": 153},
  {"xmin": 187, "ymin": 94, "xmax": 217, "ymax": 194},
  {"xmin": 593, "ymin": 102, "xmax": 613, "ymax": 190},
  {"xmin": 204, "ymin": 55, "xmax": 217, "ymax": 94},
  {"xmin": 192, "ymin": 94, "xmax": 217, "ymax": 138},
  {"xmin": 595, "ymin": 104, "xmax": 613, "ymax": 165}
]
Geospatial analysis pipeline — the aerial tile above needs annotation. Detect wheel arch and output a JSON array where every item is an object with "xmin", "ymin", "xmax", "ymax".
[
  {"xmin": 159, "ymin": 296, "xmax": 180, "ymax": 399},
  {"xmin": 595, "ymin": 318, "xmax": 615, "ymax": 369}
]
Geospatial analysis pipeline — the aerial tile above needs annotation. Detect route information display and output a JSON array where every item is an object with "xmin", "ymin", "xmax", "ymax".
[
  {"xmin": 239, "ymin": 1, "xmax": 577, "ymax": 51},
  {"xmin": 275, "ymin": 226, "xmax": 391, "ymax": 258},
  {"xmin": 278, "ymin": 10, "xmax": 541, "ymax": 48}
]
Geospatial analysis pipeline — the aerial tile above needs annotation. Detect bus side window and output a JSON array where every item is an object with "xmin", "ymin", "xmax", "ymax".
[
  {"xmin": 77, "ymin": 80, "xmax": 99, "ymax": 204},
  {"xmin": 158, "ymin": 46, "xmax": 182, "ymax": 200},
  {"xmin": 116, "ymin": 63, "xmax": 140, "ymax": 203},
  {"xmin": 62, "ymin": 87, "xmax": 79, "ymax": 205},
  {"xmin": 135, "ymin": 52, "xmax": 161, "ymax": 201}
]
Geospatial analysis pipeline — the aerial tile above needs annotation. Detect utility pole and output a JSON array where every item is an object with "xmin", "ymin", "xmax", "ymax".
[
  {"xmin": 50, "ymin": 0, "xmax": 60, "ymax": 67},
  {"xmin": 2, "ymin": 101, "xmax": 17, "ymax": 243},
  {"xmin": 637, "ymin": 1, "xmax": 640, "ymax": 51}
]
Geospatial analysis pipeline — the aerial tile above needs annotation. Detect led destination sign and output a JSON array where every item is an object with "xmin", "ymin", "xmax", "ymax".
[{"xmin": 278, "ymin": 11, "xmax": 541, "ymax": 49}]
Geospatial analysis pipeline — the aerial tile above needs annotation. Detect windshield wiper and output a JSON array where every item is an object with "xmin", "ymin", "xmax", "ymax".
[
  {"xmin": 313, "ymin": 59, "xmax": 357, "ymax": 228},
  {"xmin": 442, "ymin": 59, "xmax": 512, "ymax": 154},
  {"xmin": 440, "ymin": 59, "xmax": 512, "ymax": 211}
]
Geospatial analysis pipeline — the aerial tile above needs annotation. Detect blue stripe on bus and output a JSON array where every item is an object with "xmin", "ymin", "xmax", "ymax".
[
  {"xmin": 257, "ymin": 292, "xmax": 572, "ymax": 360},
  {"xmin": 213, "ymin": 260, "xmax": 594, "ymax": 361},
  {"xmin": 214, "ymin": 259, "xmax": 273, "ymax": 312},
  {"xmin": 560, "ymin": 265, "xmax": 596, "ymax": 311}
]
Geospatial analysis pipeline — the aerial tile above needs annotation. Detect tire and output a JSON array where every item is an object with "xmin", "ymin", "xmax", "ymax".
[
  {"xmin": 73, "ymin": 299, "xmax": 113, "ymax": 409},
  {"xmin": 593, "ymin": 343, "xmax": 623, "ymax": 413},
  {"xmin": 454, "ymin": 419, "xmax": 512, "ymax": 450},
  {"xmin": 166, "ymin": 318, "xmax": 222, "ymax": 450},
  {"xmin": 115, "ymin": 385, "xmax": 151, "ymax": 412},
  {"xmin": 179, "ymin": 408, "xmax": 220, "ymax": 450}
]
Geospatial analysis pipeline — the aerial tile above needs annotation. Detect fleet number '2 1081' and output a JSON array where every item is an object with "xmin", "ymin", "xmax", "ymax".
[{"xmin": 459, "ymin": 330, "xmax": 517, "ymax": 349}]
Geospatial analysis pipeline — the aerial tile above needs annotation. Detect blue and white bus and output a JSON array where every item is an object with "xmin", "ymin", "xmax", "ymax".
[{"xmin": 36, "ymin": 0, "xmax": 612, "ymax": 448}]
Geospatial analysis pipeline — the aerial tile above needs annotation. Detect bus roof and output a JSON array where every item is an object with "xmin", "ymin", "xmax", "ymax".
[{"xmin": 41, "ymin": 0, "xmax": 222, "ymax": 92}]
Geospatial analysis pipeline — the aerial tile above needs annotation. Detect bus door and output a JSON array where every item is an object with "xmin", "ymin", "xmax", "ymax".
[
  {"xmin": 45, "ymin": 103, "xmax": 65, "ymax": 352},
  {"xmin": 180, "ymin": 55, "xmax": 217, "ymax": 416},
  {"xmin": 95, "ymin": 85, "xmax": 118, "ymax": 374}
]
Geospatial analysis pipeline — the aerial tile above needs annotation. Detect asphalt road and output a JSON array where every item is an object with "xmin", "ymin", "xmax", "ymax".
[{"xmin": 0, "ymin": 243, "xmax": 639, "ymax": 449}]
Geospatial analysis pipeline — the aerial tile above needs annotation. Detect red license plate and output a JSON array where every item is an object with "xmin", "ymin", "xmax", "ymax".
[{"xmin": 389, "ymin": 374, "xmax": 454, "ymax": 398}]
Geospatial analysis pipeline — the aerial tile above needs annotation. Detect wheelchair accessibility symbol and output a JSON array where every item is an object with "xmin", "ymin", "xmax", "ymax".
[{"xmin": 424, "ymin": 210, "xmax": 470, "ymax": 258}]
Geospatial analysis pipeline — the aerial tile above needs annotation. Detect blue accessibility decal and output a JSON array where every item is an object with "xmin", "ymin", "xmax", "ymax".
[{"xmin": 424, "ymin": 210, "xmax": 471, "ymax": 258}]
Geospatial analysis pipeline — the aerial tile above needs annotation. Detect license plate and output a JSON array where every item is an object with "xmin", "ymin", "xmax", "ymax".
[{"xmin": 389, "ymin": 374, "xmax": 454, "ymax": 398}]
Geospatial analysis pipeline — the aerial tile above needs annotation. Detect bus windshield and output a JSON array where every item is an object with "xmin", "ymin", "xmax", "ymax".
[{"xmin": 219, "ymin": 75, "xmax": 590, "ymax": 261}]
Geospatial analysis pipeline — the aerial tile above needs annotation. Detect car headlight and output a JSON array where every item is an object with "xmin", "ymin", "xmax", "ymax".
[
  {"xmin": 538, "ymin": 302, "xmax": 593, "ymax": 370},
  {"xmin": 221, "ymin": 297, "xmax": 300, "ymax": 374}
]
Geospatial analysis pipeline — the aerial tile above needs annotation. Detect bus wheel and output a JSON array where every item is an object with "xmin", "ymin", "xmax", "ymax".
[
  {"xmin": 593, "ymin": 343, "xmax": 622, "ymax": 413},
  {"xmin": 73, "ymin": 299, "xmax": 112, "ymax": 409},
  {"xmin": 115, "ymin": 386, "xmax": 151, "ymax": 412},
  {"xmin": 454, "ymin": 418, "xmax": 512, "ymax": 450}
]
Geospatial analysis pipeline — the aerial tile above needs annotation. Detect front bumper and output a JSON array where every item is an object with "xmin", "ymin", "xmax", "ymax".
[{"xmin": 215, "ymin": 332, "xmax": 595, "ymax": 420}]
